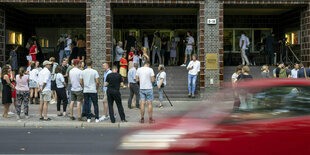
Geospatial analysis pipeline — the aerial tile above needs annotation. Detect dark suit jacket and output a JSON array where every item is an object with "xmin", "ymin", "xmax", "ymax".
[{"xmin": 297, "ymin": 68, "xmax": 310, "ymax": 78}]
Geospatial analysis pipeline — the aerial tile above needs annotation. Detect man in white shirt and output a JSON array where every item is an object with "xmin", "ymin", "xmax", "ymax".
[
  {"xmin": 187, "ymin": 54, "xmax": 200, "ymax": 98},
  {"xmin": 239, "ymin": 33, "xmax": 250, "ymax": 66},
  {"xmin": 64, "ymin": 34, "xmax": 72, "ymax": 59},
  {"xmin": 80, "ymin": 59, "xmax": 100, "ymax": 123},
  {"xmin": 291, "ymin": 63, "xmax": 299, "ymax": 79},
  {"xmin": 69, "ymin": 59, "xmax": 83, "ymax": 120},
  {"xmin": 136, "ymin": 61, "xmax": 155, "ymax": 123},
  {"xmin": 181, "ymin": 31, "xmax": 195, "ymax": 67},
  {"xmin": 38, "ymin": 60, "xmax": 53, "ymax": 121}
]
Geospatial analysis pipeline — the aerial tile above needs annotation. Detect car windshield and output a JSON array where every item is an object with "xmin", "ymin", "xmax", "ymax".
[{"xmin": 185, "ymin": 85, "xmax": 310, "ymax": 124}]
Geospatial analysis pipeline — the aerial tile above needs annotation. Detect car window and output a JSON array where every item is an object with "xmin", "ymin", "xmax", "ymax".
[{"xmin": 222, "ymin": 86, "xmax": 310, "ymax": 123}]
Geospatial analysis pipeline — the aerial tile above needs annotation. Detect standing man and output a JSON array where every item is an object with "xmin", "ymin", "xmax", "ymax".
[
  {"xmin": 80, "ymin": 59, "xmax": 100, "ymax": 123},
  {"xmin": 99, "ymin": 62, "xmax": 112, "ymax": 121},
  {"xmin": 127, "ymin": 62, "xmax": 140, "ymax": 109},
  {"xmin": 161, "ymin": 34, "xmax": 168, "ymax": 65},
  {"xmin": 136, "ymin": 61, "xmax": 155, "ymax": 123},
  {"xmin": 266, "ymin": 33, "xmax": 279, "ymax": 65},
  {"xmin": 181, "ymin": 31, "xmax": 195, "ymax": 67},
  {"xmin": 142, "ymin": 32, "xmax": 150, "ymax": 56},
  {"xmin": 69, "ymin": 59, "xmax": 83, "ymax": 121},
  {"xmin": 187, "ymin": 54, "xmax": 200, "ymax": 98},
  {"xmin": 297, "ymin": 63, "xmax": 310, "ymax": 78},
  {"xmin": 114, "ymin": 41, "xmax": 124, "ymax": 71},
  {"xmin": 124, "ymin": 32, "xmax": 136, "ymax": 59},
  {"xmin": 239, "ymin": 32, "xmax": 250, "ymax": 66},
  {"xmin": 291, "ymin": 63, "xmax": 299, "ymax": 79},
  {"xmin": 64, "ymin": 34, "xmax": 72, "ymax": 60},
  {"xmin": 105, "ymin": 66, "xmax": 127, "ymax": 123},
  {"xmin": 58, "ymin": 35, "xmax": 65, "ymax": 64},
  {"xmin": 38, "ymin": 60, "xmax": 53, "ymax": 121}
]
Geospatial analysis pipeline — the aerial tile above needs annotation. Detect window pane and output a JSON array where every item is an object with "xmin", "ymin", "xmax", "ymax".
[
  {"xmin": 223, "ymin": 86, "xmax": 310, "ymax": 123},
  {"xmin": 224, "ymin": 30, "xmax": 233, "ymax": 51},
  {"xmin": 235, "ymin": 30, "xmax": 251, "ymax": 52},
  {"xmin": 254, "ymin": 30, "xmax": 271, "ymax": 51}
]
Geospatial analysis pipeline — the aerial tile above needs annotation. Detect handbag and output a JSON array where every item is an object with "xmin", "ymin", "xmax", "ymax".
[{"xmin": 153, "ymin": 72, "xmax": 165, "ymax": 88}]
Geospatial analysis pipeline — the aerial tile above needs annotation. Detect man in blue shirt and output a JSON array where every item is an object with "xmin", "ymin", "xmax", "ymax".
[
  {"xmin": 297, "ymin": 63, "xmax": 310, "ymax": 78},
  {"xmin": 127, "ymin": 62, "xmax": 140, "ymax": 109},
  {"xmin": 99, "ymin": 63, "xmax": 113, "ymax": 121}
]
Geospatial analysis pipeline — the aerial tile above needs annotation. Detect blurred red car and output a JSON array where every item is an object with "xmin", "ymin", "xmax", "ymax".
[{"xmin": 118, "ymin": 79, "xmax": 310, "ymax": 155}]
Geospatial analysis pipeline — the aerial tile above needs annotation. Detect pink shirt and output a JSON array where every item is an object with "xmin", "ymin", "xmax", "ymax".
[{"xmin": 16, "ymin": 75, "xmax": 29, "ymax": 91}]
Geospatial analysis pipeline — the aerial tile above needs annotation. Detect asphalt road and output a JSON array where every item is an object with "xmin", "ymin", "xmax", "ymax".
[{"xmin": 0, "ymin": 128, "xmax": 124, "ymax": 154}]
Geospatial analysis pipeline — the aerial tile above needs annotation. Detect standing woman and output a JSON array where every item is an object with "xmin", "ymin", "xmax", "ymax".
[
  {"xmin": 151, "ymin": 32, "xmax": 162, "ymax": 65},
  {"xmin": 29, "ymin": 63, "xmax": 39, "ymax": 104},
  {"xmin": 15, "ymin": 67, "xmax": 30, "ymax": 120},
  {"xmin": 77, "ymin": 34, "xmax": 86, "ymax": 62},
  {"xmin": 156, "ymin": 64, "xmax": 166, "ymax": 108},
  {"xmin": 54, "ymin": 66, "xmax": 68, "ymax": 117},
  {"xmin": 29, "ymin": 39, "xmax": 38, "ymax": 63},
  {"xmin": 170, "ymin": 37, "xmax": 177, "ymax": 66},
  {"xmin": 2, "ymin": 65, "xmax": 14, "ymax": 118},
  {"xmin": 8, "ymin": 65, "xmax": 17, "ymax": 114},
  {"xmin": 141, "ymin": 47, "xmax": 150, "ymax": 67}
]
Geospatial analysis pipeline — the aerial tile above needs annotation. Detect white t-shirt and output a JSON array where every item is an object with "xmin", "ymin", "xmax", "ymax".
[
  {"xmin": 55, "ymin": 73, "xmax": 65, "ymax": 88},
  {"xmin": 187, "ymin": 60, "xmax": 200, "ymax": 75},
  {"xmin": 186, "ymin": 36, "xmax": 195, "ymax": 50},
  {"xmin": 80, "ymin": 68, "xmax": 99, "ymax": 93},
  {"xmin": 38, "ymin": 67, "xmax": 51, "ymax": 92},
  {"xmin": 231, "ymin": 73, "xmax": 238, "ymax": 80},
  {"xmin": 70, "ymin": 67, "xmax": 83, "ymax": 91},
  {"xmin": 136, "ymin": 67, "xmax": 155, "ymax": 90},
  {"xmin": 156, "ymin": 72, "xmax": 166, "ymax": 86},
  {"xmin": 29, "ymin": 69, "xmax": 39, "ymax": 82},
  {"xmin": 239, "ymin": 34, "xmax": 250, "ymax": 49},
  {"xmin": 65, "ymin": 38, "xmax": 72, "ymax": 51}
]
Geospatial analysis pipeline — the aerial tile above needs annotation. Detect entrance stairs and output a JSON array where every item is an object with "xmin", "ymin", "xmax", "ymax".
[{"xmin": 119, "ymin": 66, "xmax": 202, "ymax": 102}]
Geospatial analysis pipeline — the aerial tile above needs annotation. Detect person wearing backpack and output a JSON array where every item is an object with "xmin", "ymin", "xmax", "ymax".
[{"xmin": 275, "ymin": 62, "xmax": 287, "ymax": 78}]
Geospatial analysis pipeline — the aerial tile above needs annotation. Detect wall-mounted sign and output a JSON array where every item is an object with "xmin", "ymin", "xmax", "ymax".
[
  {"xmin": 206, "ymin": 53, "xmax": 218, "ymax": 70},
  {"xmin": 207, "ymin": 19, "xmax": 217, "ymax": 25}
]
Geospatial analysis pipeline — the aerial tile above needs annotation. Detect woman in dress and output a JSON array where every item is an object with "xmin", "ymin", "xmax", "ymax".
[
  {"xmin": 170, "ymin": 37, "xmax": 177, "ymax": 66},
  {"xmin": 140, "ymin": 47, "xmax": 150, "ymax": 67},
  {"xmin": 29, "ymin": 39, "xmax": 38, "ymax": 63},
  {"xmin": 2, "ymin": 65, "xmax": 15, "ymax": 118},
  {"xmin": 7, "ymin": 64, "xmax": 17, "ymax": 114},
  {"xmin": 29, "ymin": 63, "xmax": 39, "ymax": 104}
]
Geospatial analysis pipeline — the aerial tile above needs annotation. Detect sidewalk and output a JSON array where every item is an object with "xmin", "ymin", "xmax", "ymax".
[{"xmin": 0, "ymin": 100, "xmax": 200, "ymax": 128}]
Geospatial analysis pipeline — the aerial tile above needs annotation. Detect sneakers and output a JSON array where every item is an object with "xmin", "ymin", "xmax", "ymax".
[
  {"xmin": 87, "ymin": 119, "xmax": 91, "ymax": 123},
  {"xmin": 95, "ymin": 119, "xmax": 100, "ymax": 123},
  {"xmin": 180, "ymin": 64, "xmax": 186, "ymax": 67},
  {"xmin": 99, "ymin": 115, "xmax": 110, "ymax": 121},
  {"xmin": 8, "ymin": 111, "xmax": 15, "ymax": 115},
  {"xmin": 25, "ymin": 115, "xmax": 30, "ymax": 119},
  {"xmin": 50, "ymin": 99, "xmax": 56, "ymax": 105}
]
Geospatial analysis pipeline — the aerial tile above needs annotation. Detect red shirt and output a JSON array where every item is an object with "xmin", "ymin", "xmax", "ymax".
[
  {"xmin": 120, "ymin": 58, "xmax": 128, "ymax": 69},
  {"xmin": 128, "ymin": 52, "xmax": 134, "ymax": 61},
  {"xmin": 29, "ymin": 45, "xmax": 37, "ymax": 61}
]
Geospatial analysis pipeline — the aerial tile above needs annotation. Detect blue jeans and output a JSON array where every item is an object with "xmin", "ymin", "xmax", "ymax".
[
  {"xmin": 64, "ymin": 50, "xmax": 71, "ymax": 58},
  {"xmin": 188, "ymin": 74, "xmax": 197, "ymax": 94},
  {"xmin": 158, "ymin": 87, "xmax": 164, "ymax": 103},
  {"xmin": 59, "ymin": 50, "xmax": 64, "ymax": 64},
  {"xmin": 68, "ymin": 84, "xmax": 72, "ymax": 104},
  {"xmin": 82, "ymin": 97, "xmax": 92, "ymax": 115},
  {"xmin": 83, "ymin": 93, "xmax": 99, "ymax": 119}
]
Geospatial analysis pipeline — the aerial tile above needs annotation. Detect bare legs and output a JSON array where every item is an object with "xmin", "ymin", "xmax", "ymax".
[
  {"xmin": 39, "ymin": 101, "xmax": 49, "ymax": 119},
  {"xmin": 30, "ymin": 88, "xmax": 38, "ymax": 104},
  {"xmin": 140, "ymin": 100, "xmax": 153, "ymax": 122},
  {"xmin": 70, "ymin": 101, "xmax": 82, "ymax": 118},
  {"xmin": 2, "ymin": 103, "xmax": 12, "ymax": 117}
]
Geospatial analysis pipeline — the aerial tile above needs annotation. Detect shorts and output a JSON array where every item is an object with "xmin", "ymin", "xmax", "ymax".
[
  {"xmin": 29, "ymin": 80, "xmax": 38, "ymax": 88},
  {"xmin": 71, "ymin": 91, "xmax": 83, "ymax": 102},
  {"xmin": 64, "ymin": 50, "xmax": 71, "ymax": 58},
  {"xmin": 103, "ymin": 91, "xmax": 108, "ymax": 103},
  {"xmin": 140, "ymin": 89, "xmax": 153, "ymax": 102},
  {"xmin": 185, "ymin": 48, "xmax": 193, "ymax": 55},
  {"xmin": 40, "ymin": 90, "xmax": 51, "ymax": 102},
  {"xmin": 120, "ymin": 67, "xmax": 127, "ymax": 77}
]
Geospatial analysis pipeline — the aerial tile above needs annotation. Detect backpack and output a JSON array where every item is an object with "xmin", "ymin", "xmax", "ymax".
[{"xmin": 279, "ymin": 68, "xmax": 287, "ymax": 78}]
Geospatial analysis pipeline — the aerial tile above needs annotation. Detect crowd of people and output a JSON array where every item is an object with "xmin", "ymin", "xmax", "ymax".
[{"xmin": 231, "ymin": 61, "xmax": 310, "ymax": 110}]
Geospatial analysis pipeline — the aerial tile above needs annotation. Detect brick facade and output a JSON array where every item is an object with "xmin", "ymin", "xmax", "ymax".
[{"xmin": 301, "ymin": 4, "xmax": 310, "ymax": 67}]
